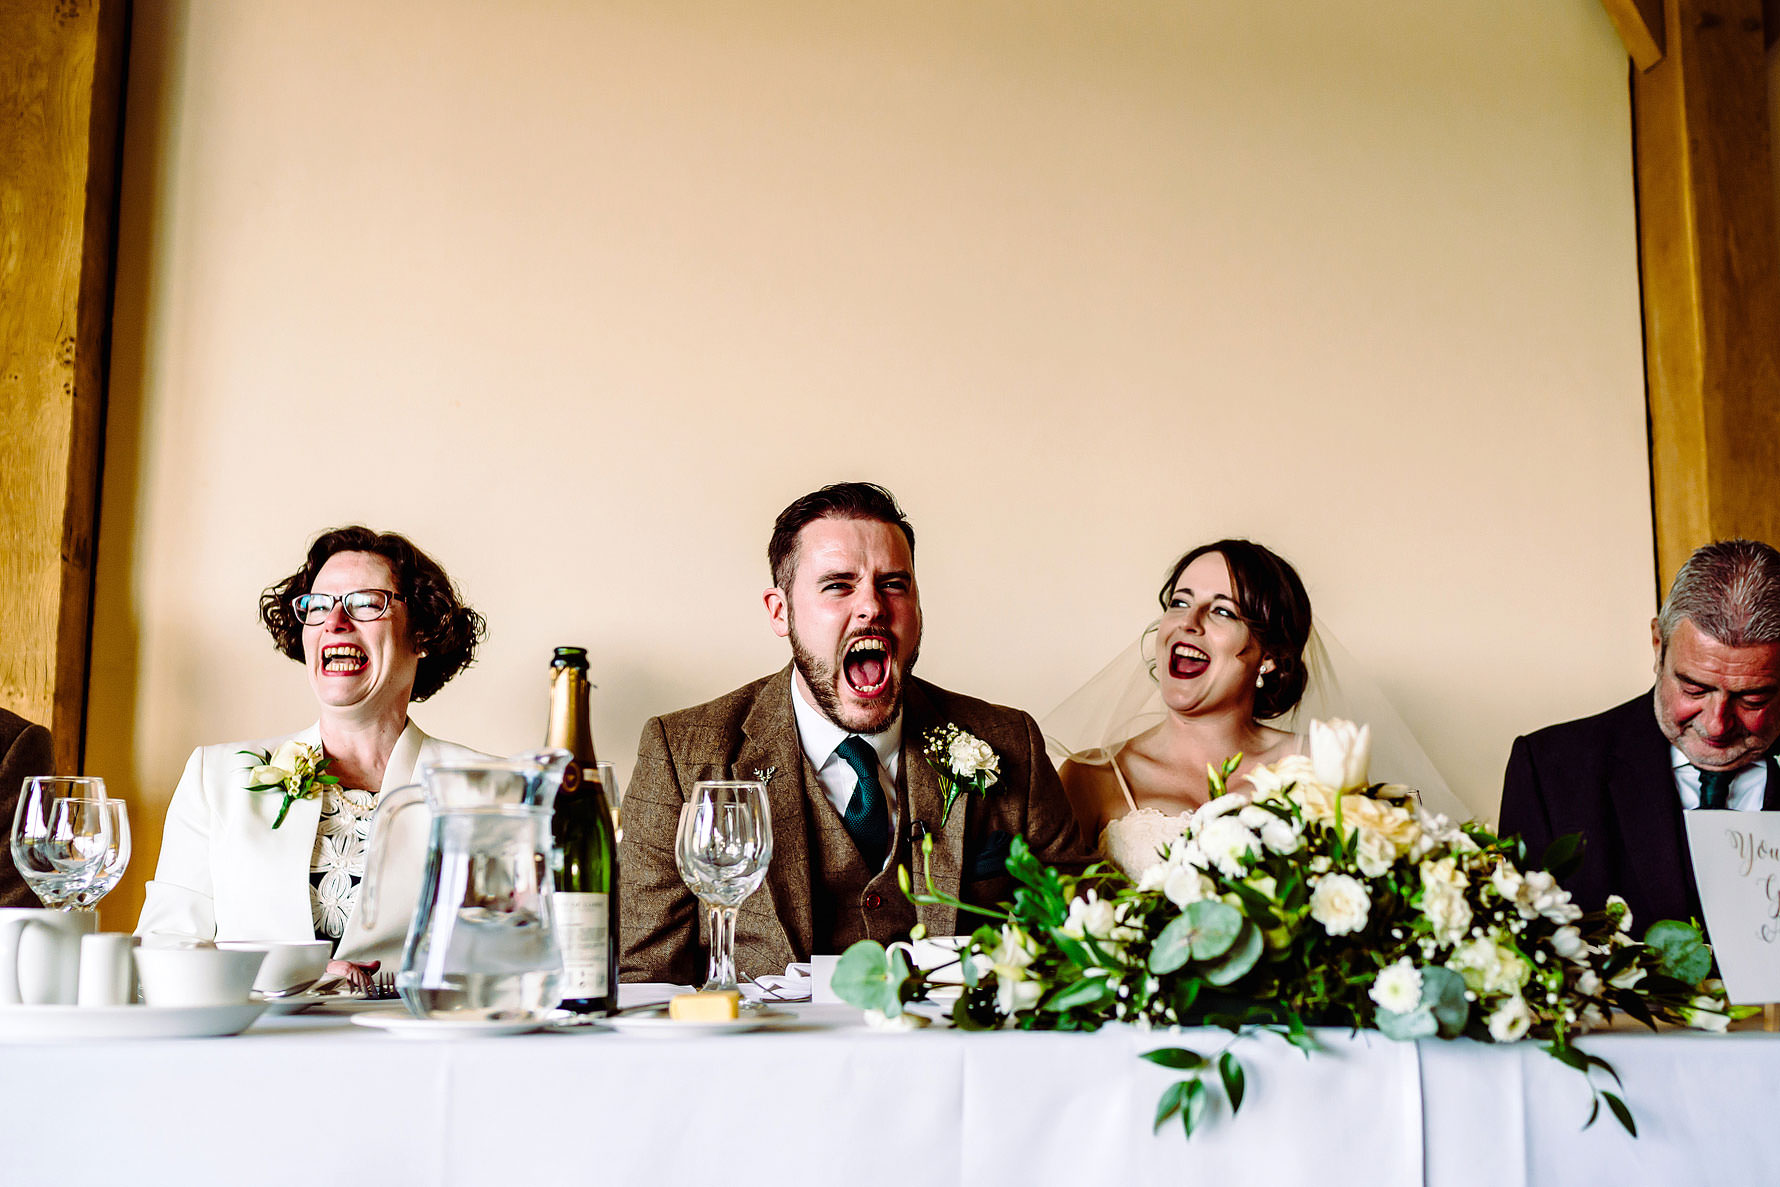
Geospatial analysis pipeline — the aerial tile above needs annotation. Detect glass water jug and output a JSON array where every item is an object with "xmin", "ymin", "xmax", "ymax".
[{"xmin": 362, "ymin": 750, "xmax": 570, "ymax": 1021}]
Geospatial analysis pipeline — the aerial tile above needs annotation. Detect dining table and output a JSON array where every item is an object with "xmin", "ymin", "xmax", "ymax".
[{"xmin": 3, "ymin": 985, "xmax": 1774, "ymax": 1186}]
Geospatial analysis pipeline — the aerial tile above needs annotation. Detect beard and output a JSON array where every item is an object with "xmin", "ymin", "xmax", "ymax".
[{"xmin": 788, "ymin": 611, "xmax": 920, "ymax": 736}]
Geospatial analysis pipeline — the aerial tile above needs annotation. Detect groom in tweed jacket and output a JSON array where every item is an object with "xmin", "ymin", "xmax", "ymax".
[{"xmin": 619, "ymin": 483, "xmax": 1092, "ymax": 985}]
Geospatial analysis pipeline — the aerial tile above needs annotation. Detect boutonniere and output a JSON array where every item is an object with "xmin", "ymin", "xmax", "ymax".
[
  {"xmin": 921, "ymin": 724, "xmax": 1000, "ymax": 827},
  {"xmin": 239, "ymin": 740, "xmax": 338, "ymax": 829}
]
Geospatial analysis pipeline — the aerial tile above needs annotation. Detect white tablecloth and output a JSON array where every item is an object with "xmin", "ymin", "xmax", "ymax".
[{"xmin": 3, "ymin": 993, "xmax": 1774, "ymax": 1186}]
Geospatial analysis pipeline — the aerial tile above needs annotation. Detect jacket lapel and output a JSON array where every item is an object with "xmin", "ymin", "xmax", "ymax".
[
  {"xmin": 737, "ymin": 667, "xmax": 816, "ymax": 960},
  {"xmin": 1607, "ymin": 693, "xmax": 1702, "ymax": 918},
  {"xmin": 220, "ymin": 723, "xmax": 324, "ymax": 940},
  {"xmin": 901, "ymin": 682, "xmax": 962, "ymax": 937}
]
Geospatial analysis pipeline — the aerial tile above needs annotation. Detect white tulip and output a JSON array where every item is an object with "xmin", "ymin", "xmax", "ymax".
[{"xmin": 1309, "ymin": 719, "xmax": 1372, "ymax": 792}]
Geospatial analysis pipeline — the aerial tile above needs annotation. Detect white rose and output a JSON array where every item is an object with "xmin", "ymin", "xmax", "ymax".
[
  {"xmin": 1246, "ymin": 754, "xmax": 1317, "ymax": 801},
  {"xmin": 248, "ymin": 764, "xmax": 286, "ymax": 787},
  {"xmin": 1354, "ymin": 829, "xmax": 1397, "ymax": 878},
  {"xmin": 1549, "ymin": 926, "xmax": 1589, "ymax": 964},
  {"xmin": 1309, "ymin": 719, "xmax": 1372, "ymax": 792},
  {"xmin": 1420, "ymin": 884, "xmax": 1473, "ymax": 946},
  {"xmin": 1486, "ymin": 995, "xmax": 1534, "ymax": 1042},
  {"xmin": 1259, "ymin": 815, "xmax": 1303, "ymax": 856},
  {"xmin": 948, "ymin": 734, "xmax": 999, "ymax": 784},
  {"xmin": 1196, "ymin": 817, "xmax": 1260, "ymax": 878},
  {"xmin": 1369, "ymin": 957, "xmax": 1423, "ymax": 1015},
  {"xmin": 1309, "ymin": 874, "xmax": 1371, "ymax": 936}
]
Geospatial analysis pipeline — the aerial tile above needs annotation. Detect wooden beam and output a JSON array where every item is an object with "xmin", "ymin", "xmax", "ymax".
[
  {"xmin": 0, "ymin": 0, "xmax": 129, "ymax": 773},
  {"xmin": 1635, "ymin": 0, "xmax": 1780, "ymax": 588},
  {"xmin": 1602, "ymin": 0, "xmax": 1668, "ymax": 70}
]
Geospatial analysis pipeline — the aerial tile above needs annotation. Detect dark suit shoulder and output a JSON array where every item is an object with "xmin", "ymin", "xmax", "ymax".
[{"xmin": 1513, "ymin": 692, "xmax": 1661, "ymax": 778}]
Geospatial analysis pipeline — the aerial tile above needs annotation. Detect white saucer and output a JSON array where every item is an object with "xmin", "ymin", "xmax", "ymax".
[
  {"xmin": 602, "ymin": 1006, "xmax": 797, "ymax": 1038},
  {"xmin": 0, "ymin": 1002, "xmax": 268, "ymax": 1041},
  {"xmin": 349, "ymin": 1011, "xmax": 567, "ymax": 1038},
  {"xmin": 256, "ymin": 992, "xmax": 406, "ymax": 1016}
]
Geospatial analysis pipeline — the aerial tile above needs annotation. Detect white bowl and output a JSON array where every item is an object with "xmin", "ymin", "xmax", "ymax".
[
  {"xmin": 134, "ymin": 947, "xmax": 266, "ymax": 1007},
  {"xmin": 217, "ymin": 940, "xmax": 332, "ymax": 995}
]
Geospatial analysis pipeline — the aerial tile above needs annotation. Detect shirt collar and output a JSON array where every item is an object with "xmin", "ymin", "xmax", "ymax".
[
  {"xmin": 790, "ymin": 676, "xmax": 901, "ymax": 770},
  {"xmin": 1669, "ymin": 744, "xmax": 1768, "ymax": 775}
]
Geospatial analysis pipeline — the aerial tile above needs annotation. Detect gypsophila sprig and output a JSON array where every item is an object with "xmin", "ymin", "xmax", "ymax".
[
  {"xmin": 239, "ymin": 740, "xmax": 338, "ymax": 829},
  {"xmin": 837, "ymin": 717, "xmax": 1751, "ymax": 1140},
  {"xmin": 921, "ymin": 724, "xmax": 1000, "ymax": 827}
]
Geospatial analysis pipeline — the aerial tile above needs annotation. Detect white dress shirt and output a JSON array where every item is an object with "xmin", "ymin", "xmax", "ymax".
[
  {"xmin": 790, "ymin": 678, "xmax": 902, "ymax": 846},
  {"xmin": 1669, "ymin": 746, "xmax": 1770, "ymax": 811}
]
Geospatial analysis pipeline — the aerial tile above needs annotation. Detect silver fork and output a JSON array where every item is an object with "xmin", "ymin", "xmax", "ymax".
[{"xmin": 370, "ymin": 971, "xmax": 399, "ymax": 1000}]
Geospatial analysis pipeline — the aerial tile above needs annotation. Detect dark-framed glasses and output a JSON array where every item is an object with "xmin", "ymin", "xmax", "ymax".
[{"xmin": 292, "ymin": 588, "xmax": 400, "ymax": 625}]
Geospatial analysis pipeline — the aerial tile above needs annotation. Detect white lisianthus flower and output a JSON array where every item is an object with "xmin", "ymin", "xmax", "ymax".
[
  {"xmin": 1191, "ymin": 794, "xmax": 1250, "ymax": 830},
  {"xmin": 1608, "ymin": 965, "xmax": 1646, "ymax": 990},
  {"xmin": 1679, "ymin": 996, "xmax": 1731, "ymax": 1034},
  {"xmin": 1516, "ymin": 871, "xmax": 1583, "ymax": 925},
  {"xmin": 1238, "ymin": 805, "xmax": 1275, "ymax": 830},
  {"xmin": 1309, "ymin": 719, "xmax": 1372, "ymax": 792},
  {"xmin": 1369, "ymin": 957, "xmax": 1424, "ymax": 1015},
  {"xmin": 1196, "ymin": 817, "xmax": 1261, "ymax": 878},
  {"xmin": 947, "ymin": 733, "xmax": 999, "ymax": 785},
  {"xmin": 1309, "ymin": 873, "xmax": 1371, "ymax": 936},
  {"xmin": 996, "ymin": 975, "xmax": 1043, "ymax": 1015},
  {"xmin": 1062, "ymin": 891, "xmax": 1120, "ymax": 943},
  {"xmin": 1163, "ymin": 865, "xmax": 1215, "ymax": 908},
  {"xmin": 989, "ymin": 924, "xmax": 1034, "ymax": 974},
  {"xmin": 1489, "ymin": 861, "xmax": 1525, "ymax": 901},
  {"xmin": 863, "ymin": 1008, "xmax": 926, "ymax": 1032},
  {"xmin": 1575, "ymin": 968, "xmax": 1603, "ymax": 997},
  {"xmin": 1486, "ymin": 994, "xmax": 1534, "ymax": 1042},
  {"xmin": 1259, "ymin": 815, "xmax": 1304, "ymax": 856},
  {"xmin": 1246, "ymin": 754, "xmax": 1317, "ymax": 801},
  {"xmin": 1549, "ymin": 926, "xmax": 1589, "ymax": 964}
]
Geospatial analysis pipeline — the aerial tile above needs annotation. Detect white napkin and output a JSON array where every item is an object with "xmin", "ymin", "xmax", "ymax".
[{"xmin": 743, "ymin": 961, "xmax": 814, "ymax": 1003}]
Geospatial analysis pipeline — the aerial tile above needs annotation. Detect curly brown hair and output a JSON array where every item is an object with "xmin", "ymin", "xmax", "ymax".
[{"xmin": 259, "ymin": 526, "xmax": 485, "ymax": 702}]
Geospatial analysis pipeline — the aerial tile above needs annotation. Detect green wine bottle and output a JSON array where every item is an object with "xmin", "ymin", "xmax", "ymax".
[{"xmin": 545, "ymin": 646, "xmax": 620, "ymax": 1015}]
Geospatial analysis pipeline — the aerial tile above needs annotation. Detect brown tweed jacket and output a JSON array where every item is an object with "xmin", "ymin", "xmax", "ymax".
[
  {"xmin": 0, "ymin": 708, "xmax": 55, "ymax": 909},
  {"xmin": 618, "ymin": 666, "xmax": 1093, "ymax": 985}
]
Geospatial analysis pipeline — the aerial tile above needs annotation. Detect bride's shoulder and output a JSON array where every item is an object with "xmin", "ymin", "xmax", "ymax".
[{"xmin": 1058, "ymin": 753, "xmax": 1126, "ymax": 831}]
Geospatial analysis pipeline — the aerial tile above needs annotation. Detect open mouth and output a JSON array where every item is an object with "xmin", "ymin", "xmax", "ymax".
[
  {"xmin": 321, "ymin": 644, "xmax": 368, "ymax": 675},
  {"xmin": 1168, "ymin": 643, "xmax": 1209, "ymax": 680},
  {"xmin": 841, "ymin": 635, "xmax": 892, "ymax": 698}
]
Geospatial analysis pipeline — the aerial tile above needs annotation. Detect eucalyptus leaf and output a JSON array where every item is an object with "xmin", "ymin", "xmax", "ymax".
[
  {"xmin": 1419, "ymin": 967, "xmax": 1470, "ymax": 1039},
  {"xmin": 830, "ymin": 942, "xmax": 903, "ymax": 1015},
  {"xmin": 1643, "ymin": 920, "xmax": 1711, "ymax": 985},
  {"xmin": 1375, "ymin": 1004, "xmax": 1438, "ymax": 1041},
  {"xmin": 1201, "ymin": 921, "xmax": 1263, "ymax": 987}
]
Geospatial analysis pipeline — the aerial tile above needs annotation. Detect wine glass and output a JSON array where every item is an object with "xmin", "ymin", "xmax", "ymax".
[
  {"xmin": 65, "ymin": 798, "xmax": 130, "ymax": 910},
  {"xmin": 10, "ymin": 777, "xmax": 115, "ymax": 912},
  {"xmin": 675, "ymin": 780, "xmax": 773, "ymax": 995}
]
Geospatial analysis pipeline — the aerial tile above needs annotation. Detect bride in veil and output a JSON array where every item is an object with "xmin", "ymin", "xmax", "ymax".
[{"xmin": 1047, "ymin": 539, "xmax": 1464, "ymax": 878}]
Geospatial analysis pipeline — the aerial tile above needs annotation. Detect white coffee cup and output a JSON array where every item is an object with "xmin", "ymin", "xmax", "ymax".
[
  {"xmin": 810, "ymin": 954, "xmax": 842, "ymax": 1003},
  {"xmin": 0, "ymin": 909, "xmax": 98, "ymax": 1006},
  {"xmin": 77, "ymin": 933, "xmax": 136, "ymax": 1007},
  {"xmin": 216, "ymin": 939, "xmax": 331, "ymax": 995},
  {"xmin": 134, "ymin": 946, "xmax": 266, "ymax": 1007}
]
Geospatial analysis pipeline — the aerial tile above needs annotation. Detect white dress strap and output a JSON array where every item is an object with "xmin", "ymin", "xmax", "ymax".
[{"xmin": 1108, "ymin": 745, "xmax": 1139, "ymax": 813}]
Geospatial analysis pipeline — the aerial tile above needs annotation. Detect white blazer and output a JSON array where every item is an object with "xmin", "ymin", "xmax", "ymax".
[{"xmin": 136, "ymin": 721, "xmax": 493, "ymax": 967}]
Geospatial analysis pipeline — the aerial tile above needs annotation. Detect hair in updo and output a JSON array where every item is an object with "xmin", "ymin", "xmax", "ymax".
[
  {"xmin": 259, "ymin": 525, "xmax": 485, "ymax": 702},
  {"xmin": 1158, "ymin": 539, "xmax": 1313, "ymax": 721}
]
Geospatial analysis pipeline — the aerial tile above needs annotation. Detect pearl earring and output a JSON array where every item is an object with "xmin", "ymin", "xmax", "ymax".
[{"xmin": 1255, "ymin": 672, "xmax": 1266, "ymax": 688}]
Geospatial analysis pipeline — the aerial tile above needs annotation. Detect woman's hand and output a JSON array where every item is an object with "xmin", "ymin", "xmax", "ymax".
[{"xmin": 325, "ymin": 958, "xmax": 380, "ymax": 991}]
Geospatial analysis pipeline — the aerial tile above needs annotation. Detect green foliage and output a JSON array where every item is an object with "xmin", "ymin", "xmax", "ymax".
[
  {"xmin": 1642, "ymin": 920, "xmax": 1711, "ymax": 984},
  {"xmin": 831, "ymin": 942, "xmax": 911, "ymax": 1017}
]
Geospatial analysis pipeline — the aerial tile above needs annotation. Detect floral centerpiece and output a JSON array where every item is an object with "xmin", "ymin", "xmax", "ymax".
[{"xmin": 834, "ymin": 719, "xmax": 1748, "ymax": 1138}]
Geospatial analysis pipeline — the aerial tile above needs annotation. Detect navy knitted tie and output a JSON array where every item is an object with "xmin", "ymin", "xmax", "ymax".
[
  {"xmin": 1697, "ymin": 767, "xmax": 1735, "ymax": 811},
  {"xmin": 836, "ymin": 735, "xmax": 891, "ymax": 869}
]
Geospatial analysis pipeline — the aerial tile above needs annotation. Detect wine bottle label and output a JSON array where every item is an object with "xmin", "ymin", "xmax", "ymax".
[{"xmin": 553, "ymin": 891, "xmax": 610, "ymax": 997}]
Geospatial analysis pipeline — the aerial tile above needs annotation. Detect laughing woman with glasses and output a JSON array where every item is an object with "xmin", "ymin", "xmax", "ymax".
[{"xmin": 136, "ymin": 526, "xmax": 491, "ymax": 983}]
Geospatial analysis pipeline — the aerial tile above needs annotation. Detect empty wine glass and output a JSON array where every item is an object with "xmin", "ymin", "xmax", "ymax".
[
  {"xmin": 675, "ymin": 780, "xmax": 772, "ymax": 995},
  {"xmin": 65, "ymin": 798, "xmax": 130, "ymax": 910},
  {"xmin": 10, "ymin": 777, "xmax": 115, "ymax": 912}
]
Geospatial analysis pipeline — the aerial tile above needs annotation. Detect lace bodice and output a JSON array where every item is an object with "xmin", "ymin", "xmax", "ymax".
[
  {"xmin": 308, "ymin": 786, "xmax": 377, "ymax": 946},
  {"xmin": 1099, "ymin": 807, "xmax": 1193, "ymax": 879}
]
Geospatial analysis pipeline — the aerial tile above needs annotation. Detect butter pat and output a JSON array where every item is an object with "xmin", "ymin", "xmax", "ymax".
[{"xmin": 669, "ymin": 990, "xmax": 740, "ymax": 1021}]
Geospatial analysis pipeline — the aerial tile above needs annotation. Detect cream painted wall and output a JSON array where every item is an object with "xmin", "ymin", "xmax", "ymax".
[{"xmin": 89, "ymin": 0, "xmax": 1657, "ymax": 930}]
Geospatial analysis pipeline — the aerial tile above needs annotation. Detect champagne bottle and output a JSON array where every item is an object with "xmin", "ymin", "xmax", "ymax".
[{"xmin": 545, "ymin": 646, "xmax": 620, "ymax": 1015}]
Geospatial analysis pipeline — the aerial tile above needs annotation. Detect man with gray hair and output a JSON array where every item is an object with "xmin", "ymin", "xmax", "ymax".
[{"xmin": 1499, "ymin": 539, "xmax": 1780, "ymax": 933}]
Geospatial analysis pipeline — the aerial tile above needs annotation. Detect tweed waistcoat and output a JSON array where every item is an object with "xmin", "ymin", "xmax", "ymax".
[{"xmin": 805, "ymin": 782, "xmax": 916, "ymax": 952}]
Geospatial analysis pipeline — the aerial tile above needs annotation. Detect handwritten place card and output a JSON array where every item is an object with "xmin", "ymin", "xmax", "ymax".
[{"xmin": 1683, "ymin": 811, "xmax": 1780, "ymax": 1004}]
